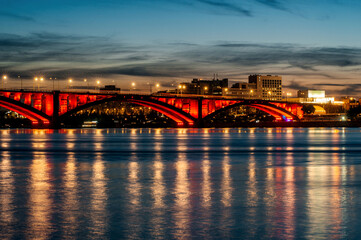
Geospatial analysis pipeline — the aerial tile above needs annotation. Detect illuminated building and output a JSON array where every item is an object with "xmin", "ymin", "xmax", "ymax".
[
  {"xmin": 297, "ymin": 90, "xmax": 325, "ymax": 98},
  {"xmin": 177, "ymin": 78, "xmax": 228, "ymax": 95},
  {"xmin": 295, "ymin": 89, "xmax": 342, "ymax": 104},
  {"xmin": 225, "ymin": 74, "xmax": 282, "ymax": 100}
]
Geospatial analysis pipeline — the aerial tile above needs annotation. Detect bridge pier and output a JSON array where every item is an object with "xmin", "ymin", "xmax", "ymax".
[
  {"xmin": 51, "ymin": 91, "xmax": 61, "ymax": 129},
  {"xmin": 196, "ymin": 97, "xmax": 204, "ymax": 128}
]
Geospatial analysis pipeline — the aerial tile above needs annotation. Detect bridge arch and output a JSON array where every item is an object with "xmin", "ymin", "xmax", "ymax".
[
  {"xmin": 203, "ymin": 101, "xmax": 299, "ymax": 122},
  {"xmin": 58, "ymin": 95, "xmax": 197, "ymax": 127},
  {"xmin": 0, "ymin": 96, "xmax": 51, "ymax": 126}
]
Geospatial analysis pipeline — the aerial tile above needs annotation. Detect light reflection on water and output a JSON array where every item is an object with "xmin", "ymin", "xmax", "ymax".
[
  {"xmin": 0, "ymin": 151, "xmax": 14, "ymax": 239},
  {"xmin": 1, "ymin": 128, "xmax": 361, "ymax": 239},
  {"xmin": 28, "ymin": 152, "xmax": 53, "ymax": 240}
]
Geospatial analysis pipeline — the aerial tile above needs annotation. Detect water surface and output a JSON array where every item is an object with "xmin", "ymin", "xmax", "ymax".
[{"xmin": 0, "ymin": 128, "xmax": 361, "ymax": 239}]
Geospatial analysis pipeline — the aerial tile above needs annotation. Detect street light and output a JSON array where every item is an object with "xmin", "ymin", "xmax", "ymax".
[
  {"xmin": 147, "ymin": 82, "xmax": 152, "ymax": 94},
  {"xmin": 2, "ymin": 75, "xmax": 7, "ymax": 89},
  {"xmin": 18, "ymin": 75, "xmax": 22, "ymax": 90},
  {"xmin": 50, "ymin": 77, "xmax": 53, "ymax": 90},
  {"xmin": 34, "ymin": 77, "xmax": 38, "ymax": 91},
  {"xmin": 39, "ymin": 77, "xmax": 44, "ymax": 90},
  {"xmin": 178, "ymin": 84, "xmax": 186, "ymax": 95},
  {"xmin": 68, "ymin": 78, "xmax": 72, "ymax": 90},
  {"xmin": 204, "ymin": 86, "xmax": 208, "ymax": 95}
]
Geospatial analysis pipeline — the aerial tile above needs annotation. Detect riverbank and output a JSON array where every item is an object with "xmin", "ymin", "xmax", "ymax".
[{"xmin": 208, "ymin": 121, "xmax": 361, "ymax": 128}]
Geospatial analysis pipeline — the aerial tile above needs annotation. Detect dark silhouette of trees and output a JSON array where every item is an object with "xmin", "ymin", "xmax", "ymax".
[{"xmin": 302, "ymin": 104, "xmax": 316, "ymax": 114}]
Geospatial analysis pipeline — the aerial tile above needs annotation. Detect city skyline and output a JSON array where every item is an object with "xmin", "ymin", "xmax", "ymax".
[{"xmin": 2, "ymin": 0, "xmax": 361, "ymax": 95}]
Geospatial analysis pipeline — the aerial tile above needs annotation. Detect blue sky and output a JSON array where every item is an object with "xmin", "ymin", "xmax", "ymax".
[{"xmin": 1, "ymin": 0, "xmax": 361, "ymax": 95}]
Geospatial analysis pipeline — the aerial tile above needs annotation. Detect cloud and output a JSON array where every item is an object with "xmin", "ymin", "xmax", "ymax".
[
  {"xmin": 255, "ymin": 0, "xmax": 287, "ymax": 11},
  {"xmin": 195, "ymin": 0, "xmax": 252, "ymax": 16},
  {"xmin": 2, "ymin": 32, "xmax": 361, "ymax": 95},
  {"xmin": 176, "ymin": 43, "xmax": 361, "ymax": 71},
  {"xmin": 0, "ymin": 11, "xmax": 35, "ymax": 22},
  {"xmin": 284, "ymin": 80, "xmax": 309, "ymax": 90}
]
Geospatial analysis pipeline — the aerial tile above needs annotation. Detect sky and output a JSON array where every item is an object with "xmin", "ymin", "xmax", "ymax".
[{"xmin": 1, "ymin": 0, "xmax": 361, "ymax": 95}]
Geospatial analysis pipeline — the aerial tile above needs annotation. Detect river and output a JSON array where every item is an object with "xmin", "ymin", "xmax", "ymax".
[{"xmin": 0, "ymin": 128, "xmax": 360, "ymax": 239}]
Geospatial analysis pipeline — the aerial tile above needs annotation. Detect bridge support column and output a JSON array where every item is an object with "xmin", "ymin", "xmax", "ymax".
[
  {"xmin": 51, "ymin": 91, "xmax": 60, "ymax": 129},
  {"xmin": 196, "ymin": 97, "xmax": 204, "ymax": 128}
]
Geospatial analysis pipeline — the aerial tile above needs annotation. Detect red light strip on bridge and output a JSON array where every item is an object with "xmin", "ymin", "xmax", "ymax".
[
  {"xmin": 131, "ymin": 99, "xmax": 195, "ymax": 126},
  {"xmin": 252, "ymin": 104, "xmax": 294, "ymax": 121},
  {"xmin": 0, "ymin": 100, "xmax": 50, "ymax": 125}
]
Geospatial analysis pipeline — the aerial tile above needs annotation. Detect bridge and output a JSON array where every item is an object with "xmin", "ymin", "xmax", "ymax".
[{"xmin": 0, "ymin": 90, "xmax": 304, "ymax": 128}]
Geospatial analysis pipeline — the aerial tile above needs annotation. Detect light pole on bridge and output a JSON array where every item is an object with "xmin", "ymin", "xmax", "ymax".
[{"xmin": 2, "ymin": 75, "xmax": 7, "ymax": 89}]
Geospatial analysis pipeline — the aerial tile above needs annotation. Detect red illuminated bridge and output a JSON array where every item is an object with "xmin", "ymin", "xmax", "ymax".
[{"xmin": 0, "ymin": 90, "xmax": 304, "ymax": 128}]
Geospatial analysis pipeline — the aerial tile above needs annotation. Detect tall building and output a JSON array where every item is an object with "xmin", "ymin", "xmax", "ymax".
[
  {"xmin": 177, "ymin": 78, "xmax": 228, "ymax": 95},
  {"xmin": 225, "ymin": 74, "xmax": 282, "ymax": 100}
]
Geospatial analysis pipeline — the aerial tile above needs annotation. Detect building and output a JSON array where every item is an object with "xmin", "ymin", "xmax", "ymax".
[
  {"xmin": 296, "ymin": 89, "xmax": 336, "ymax": 104},
  {"xmin": 297, "ymin": 90, "xmax": 325, "ymax": 98},
  {"xmin": 225, "ymin": 75, "xmax": 282, "ymax": 100},
  {"xmin": 342, "ymin": 97, "xmax": 359, "ymax": 111},
  {"xmin": 177, "ymin": 78, "xmax": 228, "ymax": 95}
]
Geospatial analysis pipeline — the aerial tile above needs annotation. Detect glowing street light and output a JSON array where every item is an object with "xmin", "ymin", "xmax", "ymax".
[
  {"xmin": 2, "ymin": 75, "xmax": 7, "ymax": 89},
  {"xmin": 204, "ymin": 86, "xmax": 208, "ymax": 95},
  {"xmin": 84, "ymin": 78, "xmax": 89, "ymax": 89},
  {"xmin": 156, "ymin": 83, "xmax": 160, "ymax": 88},
  {"xmin": 178, "ymin": 84, "xmax": 186, "ymax": 95},
  {"xmin": 18, "ymin": 75, "xmax": 23, "ymax": 90},
  {"xmin": 33, "ymin": 77, "xmax": 39, "ymax": 91},
  {"xmin": 130, "ymin": 82, "xmax": 135, "ymax": 92},
  {"xmin": 38, "ymin": 77, "xmax": 44, "ymax": 90},
  {"xmin": 68, "ymin": 78, "xmax": 72, "ymax": 90},
  {"xmin": 224, "ymin": 88, "xmax": 228, "ymax": 95}
]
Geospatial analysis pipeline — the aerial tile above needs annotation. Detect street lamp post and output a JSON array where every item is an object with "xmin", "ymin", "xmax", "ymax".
[
  {"xmin": 2, "ymin": 75, "xmax": 7, "ymax": 89},
  {"xmin": 68, "ymin": 79, "xmax": 72, "ymax": 90},
  {"xmin": 131, "ymin": 82, "xmax": 135, "ymax": 93},
  {"xmin": 97, "ymin": 80, "xmax": 101, "ymax": 91},
  {"xmin": 18, "ymin": 75, "xmax": 22, "ymax": 90},
  {"xmin": 204, "ymin": 86, "xmax": 208, "ymax": 95},
  {"xmin": 50, "ymin": 77, "xmax": 54, "ymax": 90},
  {"xmin": 39, "ymin": 77, "xmax": 43, "ymax": 90},
  {"xmin": 84, "ymin": 78, "xmax": 89, "ymax": 89},
  {"xmin": 224, "ymin": 88, "xmax": 228, "ymax": 96},
  {"xmin": 33, "ymin": 77, "xmax": 38, "ymax": 91}
]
